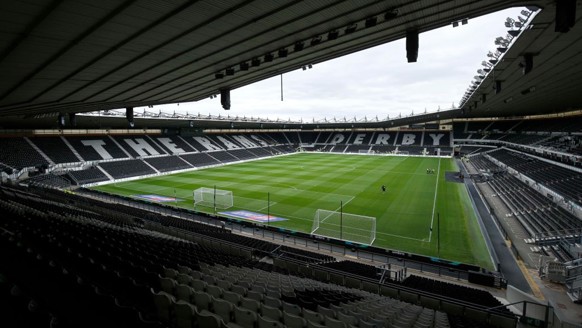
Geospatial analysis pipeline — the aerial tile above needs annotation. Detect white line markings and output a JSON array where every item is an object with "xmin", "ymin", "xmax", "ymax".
[{"xmin": 428, "ymin": 158, "xmax": 441, "ymax": 242}]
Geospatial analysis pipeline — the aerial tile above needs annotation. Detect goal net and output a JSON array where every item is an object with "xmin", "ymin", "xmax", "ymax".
[
  {"xmin": 311, "ymin": 209, "xmax": 376, "ymax": 245},
  {"xmin": 193, "ymin": 187, "xmax": 233, "ymax": 209}
]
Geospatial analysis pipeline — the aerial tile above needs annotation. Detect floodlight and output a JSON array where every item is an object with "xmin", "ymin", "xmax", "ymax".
[
  {"xmin": 310, "ymin": 36, "xmax": 322, "ymax": 46},
  {"xmin": 345, "ymin": 23, "xmax": 357, "ymax": 34},
  {"xmin": 328, "ymin": 30, "xmax": 339, "ymax": 40},
  {"xmin": 365, "ymin": 17, "xmax": 378, "ymax": 28}
]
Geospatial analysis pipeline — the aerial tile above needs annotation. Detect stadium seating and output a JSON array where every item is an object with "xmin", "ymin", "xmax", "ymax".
[
  {"xmin": 319, "ymin": 261, "xmax": 383, "ymax": 281},
  {"xmin": 247, "ymin": 147, "xmax": 274, "ymax": 157},
  {"xmin": 66, "ymin": 167, "xmax": 110, "ymax": 185},
  {"xmin": 459, "ymin": 146, "xmax": 485, "ymax": 156},
  {"xmin": 487, "ymin": 173, "xmax": 582, "ymax": 237},
  {"xmin": 278, "ymin": 246, "xmax": 335, "ymax": 264},
  {"xmin": 28, "ymin": 137, "xmax": 80, "ymax": 164},
  {"xmin": 0, "ymin": 130, "xmax": 453, "ymax": 185},
  {"xmin": 66, "ymin": 136, "xmax": 130, "ymax": 161},
  {"xmin": 208, "ymin": 151, "xmax": 240, "ymax": 163},
  {"xmin": 487, "ymin": 149, "xmax": 582, "ymax": 205},
  {"xmin": 228, "ymin": 149, "xmax": 259, "ymax": 160},
  {"xmin": 285, "ymin": 132, "xmax": 301, "ymax": 144},
  {"xmin": 99, "ymin": 159, "xmax": 157, "ymax": 179},
  {"xmin": 181, "ymin": 152, "xmax": 220, "ymax": 167},
  {"xmin": 344, "ymin": 144, "xmax": 372, "ymax": 153},
  {"xmin": 144, "ymin": 156, "xmax": 192, "ymax": 172},
  {"xmin": 152, "ymin": 136, "xmax": 197, "ymax": 154},
  {"xmin": 298, "ymin": 132, "xmax": 319, "ymax": 144},
  {"xmin": 0, "ymin": 138, "xmax": 49, "ymax": 169},
  {"xmin": 112, "ymin": 136, "xmax": 169, "ymax": 158},
  {"xmin": 468, "ymin": 154, "xmax": 501, "ymax": 172},
  {"xmin": 26, "ymin": 173, "xmax": 72, "ymax": 189},
  {"xmin": 0, "ymin": 184, "xmax": 472, "ymax": 328},
  {"xmin": 402, "ymin": 275, "xmax": 511, "ymax": 315}
]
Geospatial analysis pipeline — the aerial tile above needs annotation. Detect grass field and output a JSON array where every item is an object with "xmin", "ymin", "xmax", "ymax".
[{"xmin": 93, "ymin": 153, "xmax": 493, "ymax": 269}]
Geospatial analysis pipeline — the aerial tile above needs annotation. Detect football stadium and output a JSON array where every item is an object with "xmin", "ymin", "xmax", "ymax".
[{"xmin": 1, "ymin": 1, "xmax": 582, "ymax": 328}]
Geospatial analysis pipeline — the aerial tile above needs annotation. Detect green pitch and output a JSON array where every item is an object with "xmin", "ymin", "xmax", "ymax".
[{"xmin": 92, "ymin": 153, "xmax": 493, "ymax": 269}]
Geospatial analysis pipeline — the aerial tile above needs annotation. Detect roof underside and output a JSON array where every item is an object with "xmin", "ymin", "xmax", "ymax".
[
  {"xmin": 1, "ymin": 0, "xmax": 559, "ymax": 129},
  {"xmin": 460, "ymin": 0, "xmax": 582, "ymax": 118}
]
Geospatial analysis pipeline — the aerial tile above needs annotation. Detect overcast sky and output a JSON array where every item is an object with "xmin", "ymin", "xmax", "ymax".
[{"xmin": 141, "ymin": 7, "xmax": 525, "ymax": 122}]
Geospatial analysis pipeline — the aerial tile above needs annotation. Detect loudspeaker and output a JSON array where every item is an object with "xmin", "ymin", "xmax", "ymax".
[
  {"xmin": 406, "ymin": 29, "xmax": 419, "ymax": 63},
  {"xmin": 495, "ymin": 80, "xmax": 502, "ymax": 94},
  {"xmin": 126, "ymin": 107, "xmax": 134, "ymax": 121},
  {"xmin": 522, "ymin": 54, "xmax": 533, "ymax": 74},
  {"xmin": 126, "ymin": 107, "xmax": 134, "ymax": 128},
  {"xmin": 220, "ymin": 89, "xmax": 231, "ymax": 110},
  {"xmin": 69, "ymin": 113, "xmax": 76, "ymax": 127},
  {"xmin": 58, "ymin": 113, "xmax": 65, "ymax": 128},
  {"xmin": 555, "ymin": 0, "xmax": 576, "ymax": 33}
]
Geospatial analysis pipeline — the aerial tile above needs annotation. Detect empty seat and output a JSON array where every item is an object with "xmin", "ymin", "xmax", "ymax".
[
  {"xmin": 213, "ymin": 296, "xmax": 234, "ymax": 324},
  {"xmin": 174, "ymin": 300, "xmax": 197, "ymax": 328},
  {"xmin": 307, "ymin": 320, "xmax": 326, "ymax": 328},
  {"xmin": 207, "ymin": 285, "xmax": 224, "ymax": 299},
  {"xmin": 198, "ymin": 309, "xmax": 225, "ymax": 328},
  {"xmin": 302, "ymin": 308, "xmax": 322, "ymax": 325},
  {"xmin": 191, "ymin": 279, "xmax": 207, "ymax": 291},
  {"xmin": 284, "ymin": 312, "xmax": 306, "ymax": 328},
  {"xmin": 261, "ymin": 304, "xmax": 282, "ymax": 322},
  {"xmin": 223, "ymin": 290, "xmax": 242, "ymax": 306},
  {"xmin": 193, "ymin": 291, "xmax": 212, "ymax": 312},
  {"xmin": 337, "ymin": 311, "xmax": 358, "ymax": 326},
  {"xmin": 283, "ymin": 301, "xmax": 302, "ymax": 316},
  {"xmin": 258, "ymin": 314, "xmax": 285, "ymax": 328},
  {"xmin": 234, "ymin": 305, "xmax": 257, "ymax": 327},
  {"xmin": 264, "ymin": 296, "xmax": 282, "ymax": 309},
  {"xmin": 241, "ymin": 297, "xmax": 261, "ymax": 313},
  {"xmin": 175, "ymin": 284, "xmax": 193, "ymax": 303},
  {"xmin": 152, "ymin": 290, "xmax": 174, "ymax": 323},
  {"xmin": 317, "ymin": 305, "xmax": 335, "ymax": 319},
  {"xmin": 247, "ymin": 290, "xmax": 263, "ymax": 303},
  {"xmin": 159, "ymin": 277, "xmax": 176, "ymax": 294},
  {"xmin": 231, "ymin": 285, "xmax": 247, "ymax": 297},
  {"xmin": 176, "ymin": 273, "xmax": 193, "ymax": 286},
  {"xmin": 325, "ymin": 315, "xmax": 347, "ymax": 328}
]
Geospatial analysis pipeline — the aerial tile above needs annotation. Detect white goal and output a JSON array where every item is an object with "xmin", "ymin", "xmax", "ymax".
[
  {"xmin": 311, "ymin": 209, "xmax": 376, "ymax": 245},
  {"xmin": 193, "ymin": 187, "xmax": 233, "ymax": 209}
]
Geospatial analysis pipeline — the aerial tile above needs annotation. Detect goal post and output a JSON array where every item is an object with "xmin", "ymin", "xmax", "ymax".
[
  {"xmin": 193, "ymin": 187, "xmax": 233, "ymax": 209},
  {"xmin": 311, "ymin": 209, "xmax": 376, "ymax": 245}
]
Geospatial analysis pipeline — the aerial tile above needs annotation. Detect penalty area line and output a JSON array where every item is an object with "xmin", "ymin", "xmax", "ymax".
[
  {"xmin": 320, "ymin": 196, "xmax": 356, "ymax": 224},
  {"xmin": 256, "ymin": 201, "xmax": 279, "ymax": 212}
]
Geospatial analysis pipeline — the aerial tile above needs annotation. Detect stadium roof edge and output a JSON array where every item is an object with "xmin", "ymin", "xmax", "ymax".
[{"xmin": 1, "ymin": 0, "xmax": 561, "ymax": 126}]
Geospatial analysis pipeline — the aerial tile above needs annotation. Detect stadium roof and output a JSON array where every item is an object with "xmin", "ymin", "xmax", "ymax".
[
  {"xmin": 1, "ymin": 1, "xmax": 560, "ymax": 122},
  {"xmin": 460, "ymin": 1, "xmax": 582, "ymax": 118}
]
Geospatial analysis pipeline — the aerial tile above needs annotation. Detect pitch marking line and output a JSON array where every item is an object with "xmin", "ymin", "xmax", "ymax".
[
  {"xmin": 319, "ymin": 196, "xmax": 356, "ymax": 224},
  {"xmin": 428, "ymin": 158, "xmax": 441, "ymax": 243},
  {"xmin": 257, "ymin": 202, "xmax": 279, "ymax": 212},
  {"xmin": 375, "ymin": 231, "xmax": 426, "ymax": 242}
]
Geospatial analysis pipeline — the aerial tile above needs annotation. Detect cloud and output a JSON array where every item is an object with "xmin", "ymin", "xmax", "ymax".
[{"xmin": 145, "ymin": 7, "xmax": 525, "ymax": 121}]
